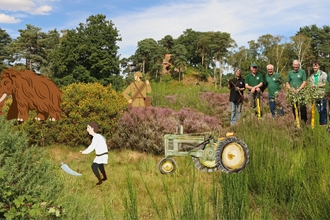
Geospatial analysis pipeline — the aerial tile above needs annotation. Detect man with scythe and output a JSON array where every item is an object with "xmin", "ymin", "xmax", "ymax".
[
  {"xmin": 80, "ymin": 122, "xmax": 108, "ymax": 185},
  {"xmin": 228, "ymin": 68, "xmax": 245, "ymax": 125},
  {"xmin": 122, "ymin": 72, "xmax": 152, "ymax": 107}
]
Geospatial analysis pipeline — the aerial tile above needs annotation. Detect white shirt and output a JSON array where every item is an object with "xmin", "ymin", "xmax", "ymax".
[{"xmin": 82, "ymin": 134, "xmax": 108, "ymax": 164}]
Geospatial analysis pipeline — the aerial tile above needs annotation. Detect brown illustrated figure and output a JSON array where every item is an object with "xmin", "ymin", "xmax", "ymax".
[
  {"xmin": 122, "ymin": 72, "xmax": 152, "ymax": 107},
  {"xmin": 0, "ymin": 68, "xmax": 62, "ymax": 122}
]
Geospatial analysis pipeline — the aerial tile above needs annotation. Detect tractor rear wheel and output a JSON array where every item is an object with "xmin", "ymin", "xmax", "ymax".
[
  {"xmin": 215, "ymin": 136, "xmax": 249, "ymax": 173},
  {"xmin": 158, "ymin": 157, "xmax": 177, "ymax": 174}
]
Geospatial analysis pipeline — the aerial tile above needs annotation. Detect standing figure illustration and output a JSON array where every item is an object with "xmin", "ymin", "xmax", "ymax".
[
  {"xmin": 80, "ymin": 122, "xmax": 108, "ymax": 185},
  {"xmin": 122, "ymin": 72, "xmax": 152, "ymax": 107}
]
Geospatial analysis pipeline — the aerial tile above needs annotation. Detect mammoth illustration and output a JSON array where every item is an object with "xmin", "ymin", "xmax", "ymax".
[{"xmin": 0, "ymin": 68, "xmax": 62, "ymax": 121}]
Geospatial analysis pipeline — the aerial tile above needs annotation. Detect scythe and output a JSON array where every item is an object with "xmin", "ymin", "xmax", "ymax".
[{"xmin": 61, "ymin": 154, "xmax": 82, "ymax": 176}]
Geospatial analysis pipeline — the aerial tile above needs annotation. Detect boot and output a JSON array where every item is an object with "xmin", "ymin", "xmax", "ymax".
[
  {"xmin": 95, "ymin": 174, "xmax": 102, "ymax": 185},
  {"xmin": 101, "ymin": 170, "xmax": 107, "ymax": 181}
]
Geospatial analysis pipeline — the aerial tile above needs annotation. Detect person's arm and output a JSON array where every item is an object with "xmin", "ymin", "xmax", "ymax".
[
  {"xmin": 318, "ymin": 72, "xmax": 327, "ymax": 88},
  {"xmin": 146, "ymin": 80, "xmax": 152, "ymax": 93},
  {"xmin": 81, "ymin": 136, "xmax": 98, "ymax": 154},
  {"xmin": 297, "ymin": 81, "xmax": 306, "ymax": 92},
  {"xmin": 122, "ymin": 84, "xmax": 132, "ymax": 102}
]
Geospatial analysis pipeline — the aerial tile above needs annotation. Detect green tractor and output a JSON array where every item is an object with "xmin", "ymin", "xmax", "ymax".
[{"xmin": 158, "ymin": 126, "xmax": 249, "ymax": 174}]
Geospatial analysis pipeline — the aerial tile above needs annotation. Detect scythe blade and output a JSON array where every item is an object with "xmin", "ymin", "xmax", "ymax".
[{"xmin": 61, "ymin": 162, "xmax": 82, "ymax": 176}]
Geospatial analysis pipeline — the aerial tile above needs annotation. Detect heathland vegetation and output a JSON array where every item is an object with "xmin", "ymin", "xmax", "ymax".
[
  {"xmin": 1, "ymin": 14, "xmax": 330, "ymax": 219},
  {"xmin": 1, "ymin": 80, "xmax": 330, "ymax": 219}
]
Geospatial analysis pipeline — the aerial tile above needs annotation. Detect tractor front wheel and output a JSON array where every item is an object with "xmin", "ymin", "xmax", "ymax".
[{"xmin": 158, "ymin": 157, "xmax": 177, "ymax": 174}]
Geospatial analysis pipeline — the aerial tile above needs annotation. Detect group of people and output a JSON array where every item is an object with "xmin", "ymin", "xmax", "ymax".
[{"xmin": 228, "ymin": 60, "xmax": 330, "ymax": 126}]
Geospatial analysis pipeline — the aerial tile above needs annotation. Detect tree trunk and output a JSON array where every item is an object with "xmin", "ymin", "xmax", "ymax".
[
  {"xmin": 219, "ymin": 57, "xmax": 222, "ymax": 89},
  {"xmin": 213, "ymin": 59, "xmax": 217, "ymax": 89}
]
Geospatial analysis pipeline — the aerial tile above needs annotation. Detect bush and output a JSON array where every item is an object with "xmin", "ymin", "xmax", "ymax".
[
  {"xmin": 0, "ymin": 117, "xmax": 63, "ymax": 219},
  {"xmin": 20, "ymin": 83, "xmax": 128, "ymax": 147},
  {"xmin": 110, "ymin": 106, "xmax": 222, "ymax": 155}
]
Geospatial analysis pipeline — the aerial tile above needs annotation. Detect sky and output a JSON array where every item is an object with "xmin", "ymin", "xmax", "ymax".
[{"xmin": 0, "ymin": 0, "xmax": 330, "ymax": 60}]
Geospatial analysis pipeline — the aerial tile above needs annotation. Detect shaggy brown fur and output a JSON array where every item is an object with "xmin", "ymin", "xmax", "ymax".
[{"xmin": 0, "ymin": 68, "xmax": 62, "ymax": 121}]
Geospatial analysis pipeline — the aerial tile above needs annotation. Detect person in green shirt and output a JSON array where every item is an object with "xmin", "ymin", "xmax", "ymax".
[
  {"xmin": 309, "ymin": 60, "xmax": 327, "ymax": 125},
  {"xmin": 286, "ymin": 60, "xmax": 307, "ymax": 124},
  {"xmin": 264, "ymin": 64, "xmax": 283, "ymax": 118},
  {"xmin": 245, "ymin": 63, "xmax": 264, "ymax": 115}
]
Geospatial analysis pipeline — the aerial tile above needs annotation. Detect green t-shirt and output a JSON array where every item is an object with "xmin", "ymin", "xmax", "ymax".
[
  {"xmin": 286, "ymin": 69, "xmax": 306, "ymax": 89},
  {"xmin": 265, "ymin": 72, "xmax": 282, "ymax": 98},
  {"xmin": 245, "ymin": 72, "xmax": 264, "ymax": 87}
]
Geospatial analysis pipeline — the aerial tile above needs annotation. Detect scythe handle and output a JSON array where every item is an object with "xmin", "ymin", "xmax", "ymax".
[{"xmin": 62, "ymin": 153, "xmax": 80, "ymax": 164}]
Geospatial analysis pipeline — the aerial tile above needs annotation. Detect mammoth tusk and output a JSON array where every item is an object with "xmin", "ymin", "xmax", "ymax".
[{"xmin": 0, "ymin": 93, "xmax": 7, "ymax": 103}]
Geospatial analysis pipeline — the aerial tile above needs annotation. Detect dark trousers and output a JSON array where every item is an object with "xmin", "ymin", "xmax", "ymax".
[
  {"xmin": 92, "ymin": 163, "xmax": 105, "ymax": 177},
  {"xmin": 316, "ymin": 98, "xmax": 327, "ymax": 125},
  {"xmin": 291, "ymin": 103, "xmax": 307, "ymax": 123}
]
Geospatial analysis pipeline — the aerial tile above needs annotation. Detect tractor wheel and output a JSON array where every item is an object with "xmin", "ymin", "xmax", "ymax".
[
  {"xmin": 192, "ymin": 143, "xmax": 218, "ymax": 172},
  {"xmin": 158, "ymin": 158, "xmax": 177, "ymax": 174},
  {"xmin": 215, "ymin": 136, "xmax": 249, "ymax": 173}
]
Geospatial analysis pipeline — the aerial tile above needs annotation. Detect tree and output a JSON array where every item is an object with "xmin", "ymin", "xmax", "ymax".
[
  {"xmin": 171, "ymin": 44, "xmax": 188, "ymax": 82},
  {"xmin": 49, "ymin": 14, "xmax": 122, "ymax": 88},
  {"xmin": 176, "ymin": 29, "xmax": 203, "ymax": 66},
  {"xmin": 134, "ymin": 38, "xmax": 159, "ymax": 73},
  {"xmin": 7, "ymin": 24, "xmax": 56, "ymax": 71},
  {"xmin": 290, "ymin": 33, "xmax": 312, "ymax": 69},
  {"xmin": 0, "ymin": 28, "xmax": 12, "ymax": 72},
  {"xmin": 227, "ymin": 46, "xmax": 249, "ymax": 73},
  {"xmin": 196, "ymin": 32, "xmax": 212, "ymax": 68},
  {"xmin": 158, "ymin": 35, "xmax": 174, "ymax": 53},
  {"xmin": 298, "ymin": 25, "xmax": 330, "ymax": 72},
  {"xmin": 209, "ymin": 31, "xmax": 236, "ymax": 88}
]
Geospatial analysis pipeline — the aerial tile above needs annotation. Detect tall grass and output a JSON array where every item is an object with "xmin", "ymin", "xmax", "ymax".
[{"xmin": 47, "ymin": 117, "xmax": 330, "ymax": 219}]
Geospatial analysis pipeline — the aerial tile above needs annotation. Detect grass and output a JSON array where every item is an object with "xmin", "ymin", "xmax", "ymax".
[
  {"xmin": 46, "ymin": 114, "xmax": 330, "ymax": 219},
  {"xmin": 17, "ymin": 81, "xmax": 330, "ymax": 219}
]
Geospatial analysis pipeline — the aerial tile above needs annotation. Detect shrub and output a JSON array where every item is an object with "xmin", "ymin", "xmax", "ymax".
[
  {"xmin": 20, "ymin": 83, "xmax": 127, "ymax": 147},
  {"xmin": 0, "ymin": 117, "xmax": 63, "ymax": 219},
  {"xmin": 110, "ymin": 106, "xmax": 222, "ymax": 155}
]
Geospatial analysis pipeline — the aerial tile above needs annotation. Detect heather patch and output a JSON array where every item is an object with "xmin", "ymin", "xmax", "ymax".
[{"xmin": 110, "ymin": 106, "xmax": 222, "ymax": 155}]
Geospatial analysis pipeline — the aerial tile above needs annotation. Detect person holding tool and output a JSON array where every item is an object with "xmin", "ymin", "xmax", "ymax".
[
  {"xmin": 309, "ymin": 60, "xmax": 327, "ymax": 125},
  {"xmin": 245, "ymin": 63, "xmax": 264, "ymax": 117},
  {"xmin": 286, "ymin": 60, "xmax": 307, "ymax": 125},
  {"xmin": 228, "ymin": 68, "xmax": 245, "ymax": 125},
  {"xmin": 80, "ymin": 122, "xmax": 108, "ymax": 185},
  {"xmin": 122, "ymin": 71, "xmax": 152, "ymax": 107},
  {"xmin": 264, "ymin": 64, "xmax": 283, "ymax": 118}
]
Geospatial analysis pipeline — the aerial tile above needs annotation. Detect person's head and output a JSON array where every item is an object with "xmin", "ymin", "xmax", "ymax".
[
  {"xmin": 250, "ymin": 63, "xmax": 258, "ymax": 74},
  {"xmin": 267, "ymin": 64, "xmax": 274, "ymax": 75},
  {"xmin": 312, "ymin": 60, "xmax": 320, "ymax": 73},
  {"xmin": 134, "ymin": 72, "xmax": 142, "ymax": 81},
  {"xmin": 87, "ymin": 121, "xmax": 99, "ymax": 135},
  {"xmin": 235, "ymin": 68, "xmax": 242, "ymax": 78},
  {"xmin": 292, "ymin": 60, "xmax": 300, "ymax": 71}
]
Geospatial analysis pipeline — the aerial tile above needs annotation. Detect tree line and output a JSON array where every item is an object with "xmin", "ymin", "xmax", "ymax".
[{"xmin": 0, "ymin": 14, "xmax": 329, "ymax": 90}]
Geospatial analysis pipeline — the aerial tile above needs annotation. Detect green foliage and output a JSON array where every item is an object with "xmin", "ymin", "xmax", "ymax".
[
  {"xmin": 298, "ymin": 24, "xmax": 330, "ymax": 71},
  {"xmin": 0, "ymin": 117, "xmax": 63, "ymax": 219},
  {"xmin": 7, "ymin": 24, "xmax": 59, "ymax": 71},
  {"xmin": 20, "ymin": 82, "xmax": 127, "ymax": 147},
  {"xmin": 49, "ymin": 14, "xmax": 121, "ymax": 87},
  {"xmin": 0, "ymin": 28, "xmax": 12, "ymax": 72},
  {"xmin": 286, "ymin": 83, "xmax": 324, "ymax": 106}
]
